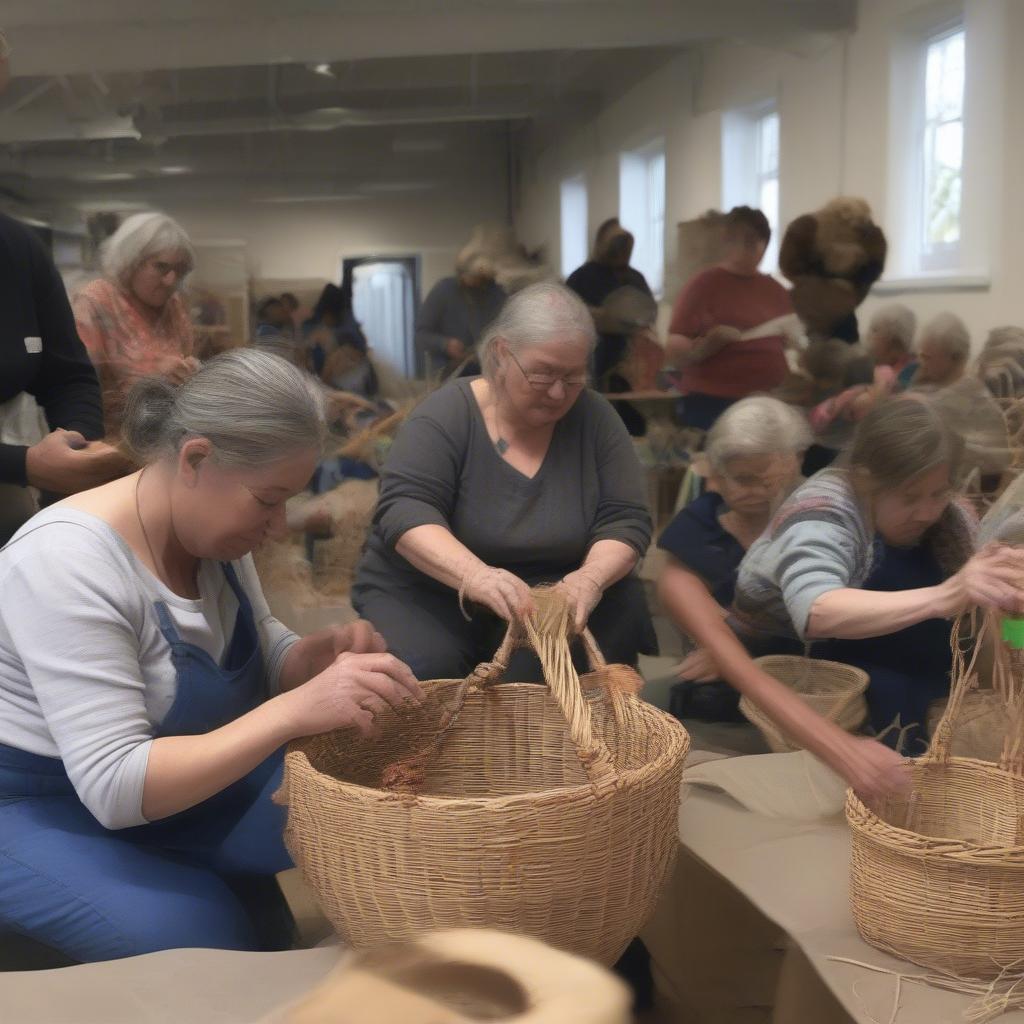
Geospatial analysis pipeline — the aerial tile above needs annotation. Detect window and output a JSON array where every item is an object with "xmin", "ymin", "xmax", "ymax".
[
  {"xmin": 920, "ymin": 27, "xmax": 965, "ymax": 270},
  {"xmin": 559, "ymin": 175, "xmax": 588, "ymax": 279},
  {"xmin": 721, "ymin": 103, "xmax": 779, "ymax": 271},
  {"xmin": 618, "ymin": 142, "xmax": 666, "ymax": 297}
]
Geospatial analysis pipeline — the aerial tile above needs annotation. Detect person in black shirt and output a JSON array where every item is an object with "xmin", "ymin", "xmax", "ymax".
[
  {"xmin": 0, "ymin": 212, "xmax": 127, "ymax": 542},
  {"xmin": 565, "ymin": 221, "xmax": 654, "ymax": 385}
]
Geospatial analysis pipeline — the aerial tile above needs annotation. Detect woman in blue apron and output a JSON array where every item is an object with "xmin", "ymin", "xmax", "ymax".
[{"xmin": 0, "ymin": 350, "xmax": 421, "ymax": 962}]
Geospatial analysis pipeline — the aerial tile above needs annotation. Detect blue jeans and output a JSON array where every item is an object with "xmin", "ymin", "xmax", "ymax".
[{"xmin": 0, "ymin": 745, "xmax": 292, "ymax": 962}]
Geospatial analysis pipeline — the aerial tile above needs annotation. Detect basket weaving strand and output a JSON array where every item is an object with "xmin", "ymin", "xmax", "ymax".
[
  {"xmin": 847, "ymin": 610, "xmax": 1024, "ymax": 1000},
  {"xmin": 277, "ymin": 588, "xmax": 689, "ymax": 965}
]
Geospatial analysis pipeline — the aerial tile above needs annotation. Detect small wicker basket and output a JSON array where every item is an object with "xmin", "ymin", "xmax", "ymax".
[
  {"xmin": 277, "ymin": 595, "xmax": 690, "ymax": 966},
  {"xmin": 847, "ymin": 613, "xmax": 1024, "ymax": 981},
  {"xmin": 738, "ymin": 655, "xmax": 869, "ymax": 753}
]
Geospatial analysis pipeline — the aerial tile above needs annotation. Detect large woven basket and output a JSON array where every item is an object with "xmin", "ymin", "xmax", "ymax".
[
  {"xmin": 739, "ymin": 655, "xmax": 869, "ymax": 753},
  {"xmin": 847, "ymin": 614, "xmax": 1024, "ymax": 982},
  {"xmin": 278, "ymin": 600, "xmax": 690, "ymax": 966}
]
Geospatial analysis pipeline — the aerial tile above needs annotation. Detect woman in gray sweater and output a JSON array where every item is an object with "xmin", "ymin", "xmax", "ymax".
[
  {"xmin": 354, "ymin": 282, "xmax": 657, "ymax": 680},
  {"xmin": 0, "ymin": 350, "xmax": 420, "ymax": 962},
  {"xmin": 732, "ymin": 398, "xmax": 1024, "ymax": 752}
]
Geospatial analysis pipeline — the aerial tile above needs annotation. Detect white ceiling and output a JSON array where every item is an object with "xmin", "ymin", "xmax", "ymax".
[{"xmin": 0, "ymin": 0, "xmax": 856, "ymax": 220}]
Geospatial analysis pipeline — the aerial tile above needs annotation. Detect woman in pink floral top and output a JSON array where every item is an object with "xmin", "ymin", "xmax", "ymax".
[{"xmin": 74, "ymin": 213, "xmax": 198, "ymax": 432}]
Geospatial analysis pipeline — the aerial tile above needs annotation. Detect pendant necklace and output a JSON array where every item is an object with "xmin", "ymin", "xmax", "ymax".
[{"xmin": 492, "ymin": 399, "xmax": 510, "ymax": 455}]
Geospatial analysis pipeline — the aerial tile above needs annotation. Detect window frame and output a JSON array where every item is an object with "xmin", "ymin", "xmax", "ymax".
[
  {"xmin": 618, "ymin": 139, "xmax": 666, "ymax": 299},
  {"xmin": 558, "ymin": 174, "xmax": 589, "ymax": 280}
]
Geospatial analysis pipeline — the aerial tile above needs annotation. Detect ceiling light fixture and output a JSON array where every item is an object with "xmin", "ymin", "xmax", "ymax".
[
  {"xmin": 311, "ymin": 63, "xmax": 334, "ymax": 78},
  {"xmin": 158, "ymin": 165, "xmax": 192, "ymax": 175},
  {"xmin": 253, "ymin": 194, "xmax": 363, "ymax": 204}
]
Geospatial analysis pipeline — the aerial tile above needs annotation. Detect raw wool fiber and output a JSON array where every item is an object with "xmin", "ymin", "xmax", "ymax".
[
  {"xmin": 311, "ymin": 479, "xmax": 380, "ymax": 597},
  {"xmin": 253, "ymin": 479, "xmax": 380, "ymax": 607},
  {"xmin": 277, "ymin": 587, "xmax": 690, "ymax": 967},
  {"xmin": 847, "ymin": 609, "xmax": 1024, "ymax": 1012}
]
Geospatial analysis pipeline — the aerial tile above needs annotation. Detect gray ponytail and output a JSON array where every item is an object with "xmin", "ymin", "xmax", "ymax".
[{"xmin": 121, "ymin": 349, "xmax": 328, "ymax": 465}]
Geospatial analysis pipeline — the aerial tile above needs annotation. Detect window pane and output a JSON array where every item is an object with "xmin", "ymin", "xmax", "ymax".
[
  {"xmin": 559, "ymin": 176, "xmax": 588, "ymax": 279},
  {"xmin": 757, "ymin": 112, "xmax": 779, "ymax": 175},
  {"xmin": 921, "ymin": 28, "xmax": 965, "ymax": 259}
]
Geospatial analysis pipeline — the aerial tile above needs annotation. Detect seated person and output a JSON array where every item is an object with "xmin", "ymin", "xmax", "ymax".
[
  {"xmin": 910, "ymin": 312, "xmax": 970, "ymax": 392},
  {"xmin": 353, "ymin": 283, "xmax": 657, "ymax": 681},
  {"xmin": 865, "ymin": 303, "xmax": 918, "ymax": 390},
  {"xmin": 732, "ymin": 398, "xmax": 1024, "ymax": 752},
  {"xmin": 658, "ymin": 396, "xmax": 809, "ymax": 721},
  {"xmin": 0, "ymin": 350, "xmax": 420, "ymax": 962}
]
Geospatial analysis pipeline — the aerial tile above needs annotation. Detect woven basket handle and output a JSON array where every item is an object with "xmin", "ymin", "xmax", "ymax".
[
  {"xmin": 931, "ymin": 610, "xmax": 1024, "ymax": 772},
  {"xmin": 470, "ymin": 596, "xmax": 617, "ymax": 785}
]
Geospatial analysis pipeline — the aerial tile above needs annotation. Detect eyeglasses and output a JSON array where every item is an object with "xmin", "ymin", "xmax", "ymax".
[{"xmin": 507, "ymin": 350, "xmax": 589, "ymax": 392}]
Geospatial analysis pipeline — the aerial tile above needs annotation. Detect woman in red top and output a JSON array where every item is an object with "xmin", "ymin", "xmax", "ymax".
[{"xmin": 667, "ymin": 207, "xmax": 793, "ymax": 430}]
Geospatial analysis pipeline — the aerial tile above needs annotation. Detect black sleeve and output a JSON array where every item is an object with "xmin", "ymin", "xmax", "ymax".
[
  {"xmin": 374, "ymin": 387, "xmax": 468, "ymax": 547},
  {"xmin": 589, "ymin": 395, "xmax": 653, "ymax": 556},
  {"xmin": 26, "ymin": 237, "xmax": 104, "ymax": 440},
  {"xmin": 565, "ymin": 264, "xmax": 604, "ymax": 307},
  {"xmin": 414, "ymin": 280, "xmax": 452, "ymax": 356}
]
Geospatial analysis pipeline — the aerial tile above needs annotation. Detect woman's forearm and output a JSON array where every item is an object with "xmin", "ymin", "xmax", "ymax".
[
  {"xmin": 578, "ymin": 539, "xmax": 638, "ymax": 589},
  {"xmin": 141, "ymin": 694, "xmax": 298, "ymax": 821},
  {"xmin": 395, "ymin": 524, "xmax": 482, "ymax": 590},
  {"xmin": 806, "ymin": 583, "xmax": 956, "ymax": 640},
  {"xmin": 657, "ymin": 566, "xmax": 859, "ymax": 765},
  {"xmin": 666, "ymin": 333, "xmax": 707, "ymax": 366}
]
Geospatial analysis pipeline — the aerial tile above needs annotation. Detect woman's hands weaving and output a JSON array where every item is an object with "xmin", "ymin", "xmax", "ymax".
[
  {"xmin": 461, "ymin": 564, "xmax": 535, "ymax": 622},
  {"xmin": 558, "ymin": 568, "xmax": 604, "ymax": 633},
  {"xmin": 281, "ymin": 651, "xmax": 423, "ymax": 739}
]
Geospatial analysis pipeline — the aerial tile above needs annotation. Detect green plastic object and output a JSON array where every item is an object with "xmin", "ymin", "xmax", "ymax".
[{"xmin": 1002, "ymin": 617, "xmax": 1024, "ymax": 650}]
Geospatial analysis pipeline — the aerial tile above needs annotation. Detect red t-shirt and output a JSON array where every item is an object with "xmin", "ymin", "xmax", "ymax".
[{"xmin": 669, "ymin": 266, "xmax": 793, "ymax": 399}]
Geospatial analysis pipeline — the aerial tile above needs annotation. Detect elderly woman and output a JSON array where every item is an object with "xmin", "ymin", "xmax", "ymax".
[
  {"xmin": 865, "ymin": 303, "xmax": 917, "ymax": 389},
  {"xmin": 733, "ymin": 398, "xmax": 1024, "ymax": 752},
  {"xmin": 73, "ymin": 212, "xmax": 199, "ymax": 432},
  {"xmin": 414, "ymin": 244, "xmax": 507, "ymax": 378},
  {"xmin": 658, "ymin": 396, "xmax": 809, "ymax": 721},
  {"xmin": 0, "ymin": 350, "xmax": 420, "ymax": 962},
  {"xmin": 666, "ymin": 206, "xmax": 794, "ymax": 430},
  {"xmin": 911, "ymin": 311, "xmax": 970, "ymax": 391},
  {"xmin": 353, "ymin": 282, "xmax": 656, "ymax": 680}
]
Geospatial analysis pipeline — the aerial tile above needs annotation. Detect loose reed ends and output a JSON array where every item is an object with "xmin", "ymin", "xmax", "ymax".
[{"xmin": 277, "ymin": 586, "xmax": 690, "ymax": 965}]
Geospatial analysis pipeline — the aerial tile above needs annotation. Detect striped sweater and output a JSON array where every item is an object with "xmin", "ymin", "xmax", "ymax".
[{"xmin": 732, "ymin": 469, "xmax": 975, "ymax": 642}]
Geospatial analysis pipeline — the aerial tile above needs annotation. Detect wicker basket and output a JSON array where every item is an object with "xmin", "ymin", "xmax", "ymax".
[
  {"xmin": 847, "ymin": 614, "xmax": 1024, "ymax": 981},
  {"xmin": 278, "ymin": 604, "xmax": 690, "ymax": 967},
  {"xmin": 738, "ymin": 655, "xmax": 869, "ymax": 753}
]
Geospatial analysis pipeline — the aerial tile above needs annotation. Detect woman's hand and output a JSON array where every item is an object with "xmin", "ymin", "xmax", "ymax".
[
  {"xmin": 558, "ymin": 568, "xmax": 603, "ymax": 633},
  {"xmin": 943, "ymin": 544, "xmax": 1024, "ymax": 617},
  {"xmin": 462, "ymin": 565, "xmax": 534, "ymax": 622},
  {"xmin": 281, "ymin": 651, "xmax": 423, "ymax": 739},
  {"xmin": 825, "ymin": 733, "xmax": 912, "ymax": 804},
  {"xmin": 294, "ymin": 620, "xmax": 387, "ymax": 682},
  {"xmin": 675, "ymin": 647, "xmax": 718, "ymax": 683}
]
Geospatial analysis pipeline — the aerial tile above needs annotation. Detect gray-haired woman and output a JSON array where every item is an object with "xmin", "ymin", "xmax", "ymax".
[
  {"xmin": 353, "ymin": 281, "xmax": 656, "ymax": 680},
  {"xmin": 73, "ymin": 212, "xmax": 201, "ymax": 431},
  {"xmin": 0, "ymin": 350, "xmax": 421, "ymax": 962}
]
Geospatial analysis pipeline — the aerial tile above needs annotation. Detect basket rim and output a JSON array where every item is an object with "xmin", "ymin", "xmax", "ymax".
[
  {"xmin": 752, "ymin": 655, "xmax": 870, "ymax": 692},
  {"xmin": 285, "ymin": 688, "xmax": 690, "ymax": 809},
  {"xmin": 846, "ymin": 756, "xmax": 1024, "ymax": 863}
]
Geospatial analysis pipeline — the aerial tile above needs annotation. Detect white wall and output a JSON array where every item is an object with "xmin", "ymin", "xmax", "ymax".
[
  {"xmin": 516, "ymin": 0, "xmax": 1023, "ymax": 348},
  {"xmin": 162, "ymin": 180, "xmax": 507, "ymax": 297}
]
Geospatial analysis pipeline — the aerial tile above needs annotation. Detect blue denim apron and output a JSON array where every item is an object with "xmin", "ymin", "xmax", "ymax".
[{"xmin": 0, "ymin": 562, "xmax": 293, "ymax": 961}]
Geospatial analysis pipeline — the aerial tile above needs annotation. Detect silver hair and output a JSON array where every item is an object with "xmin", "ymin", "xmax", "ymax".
[
  {"xmin": 705, "ymin": 396, "xmax": 812, "ymax": 472},
  {"xmin": 984, "ymin": 325, "xmax": 1024, "ymax": 353},
  {"xmin": 868, "ymin": 303, "xmax": 916, "ymax": 354},
  {"xmin": 100, "ymin": 212, "xmax": 196, "ymax": 288},
  {"xmin": 121, "ymin": 349, "xmax": 327, "ymax": 466},
  {"xmin": 920, "ymin": 311, "xmax": 970, "ymax": 363},
  {"xmin": 478, "ymin": 282, "xmax": 596, "ymax": 381}
]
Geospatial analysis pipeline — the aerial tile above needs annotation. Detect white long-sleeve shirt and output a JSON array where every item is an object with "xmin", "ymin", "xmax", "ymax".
[{"xmin": 0, "ymin": 507, "xmax": 298, "ymax": 829}]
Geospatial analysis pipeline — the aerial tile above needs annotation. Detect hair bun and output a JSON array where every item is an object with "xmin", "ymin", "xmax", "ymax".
[{"xmin": 120, "ymin": 376, "xmax": 178, "ymax": 461}]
